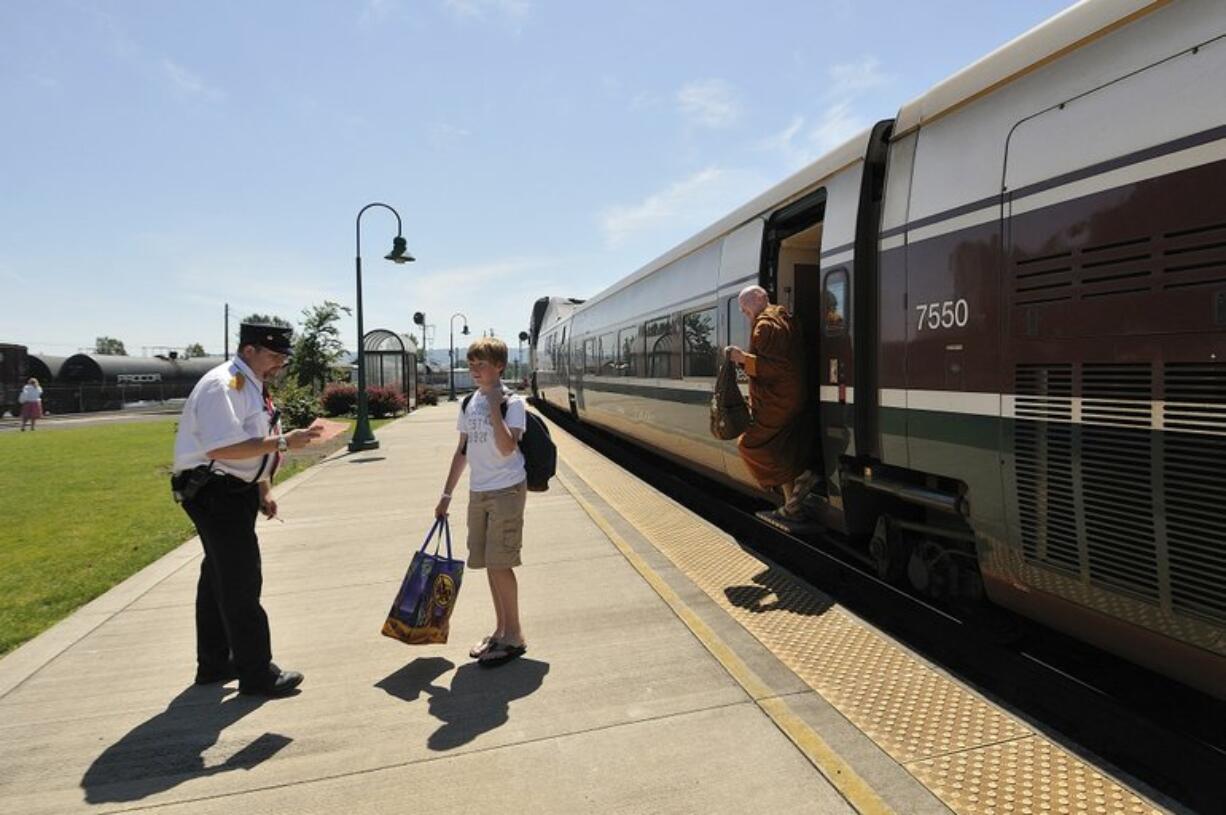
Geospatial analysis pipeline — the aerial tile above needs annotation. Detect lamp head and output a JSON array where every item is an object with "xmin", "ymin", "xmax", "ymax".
[
  {"xmin": 384, "ymin": 236, "xmax": 415, "ymax": 264},
  {"xmin": 518, "ymin": 331, "xmax": 530, "ymax": 342},
  {"xmin": 413, "ymin": 311, "xmax": 425, "ymax": 326},
  {"xmin": 462, "ymin": 325, "xmax": 470, "ymax": 336}
]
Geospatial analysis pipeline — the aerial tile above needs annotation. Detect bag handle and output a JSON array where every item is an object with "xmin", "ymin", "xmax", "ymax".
[{"xmin": 419, "ymin": 516, "xmax": 455, "ymax": 560}]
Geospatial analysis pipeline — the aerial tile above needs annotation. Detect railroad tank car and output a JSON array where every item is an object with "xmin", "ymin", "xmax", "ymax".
[
  {"xmin": 529, "ymin": 0, "xmax": 1226, "ymax": 699},
  {"xmin": 25, "ymin": 354, "xmax": 67, "ymax": 386},
  {"xmin": 57, "ymin": 354, "xmax": 225, "ymax": 411}
]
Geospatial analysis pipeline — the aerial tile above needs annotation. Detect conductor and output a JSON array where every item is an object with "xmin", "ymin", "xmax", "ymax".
[{"xmin": 171, "ymin": 323, "xmax": 322, "ymax": 696}]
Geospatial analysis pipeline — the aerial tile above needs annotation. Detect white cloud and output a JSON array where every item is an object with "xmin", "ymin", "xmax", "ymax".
[
  {"xmin": 629, "ymin": 90, "xmax": 663, "ymax": 112},
  {"xmin": 755, "ymin": 55, "xmax": 891, "ymax": 169},
  {"xmin": 756, "ymin": 116, "xmax": 805, "ymax": 154},
  {"xmin": 828, "ymin": 56, "xmax": 890, "ymax": 97},
  {"xmin": 162, "ymin": 59, "xmax": 225, "ymax": 102},
  {"xmin": 0, "ymin": 259, "xmax": 27, "ymax": 286},
  {"xmin": 676, "ymin": 79, "xmax": 740, "ymax": 129},
  {"xmin": 444, "ymin": 0, "xmax": 532, "ymax": 21},
  {"xmin": 363, "ymin": 0, "xmax": 397, "ymax": 21},
  {"xmin": 428, "ymin": 122, "xmax": 473, "ymax": 149},
  {"xmin": 809, "ymin": 100, "xmax": 865, "ymax": 153},
  {"xmin": 756, "ymin": 102, "xmax": 869, "ymax": 169},
  {"xmin": 600, "ymin": 167, "xmax": 769, "ymax": 250}
]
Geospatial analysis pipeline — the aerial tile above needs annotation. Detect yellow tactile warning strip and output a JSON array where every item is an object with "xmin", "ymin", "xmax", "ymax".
[{"xmin": 551, "ymin": 423, "xmax": 1164, "ymax": 815}]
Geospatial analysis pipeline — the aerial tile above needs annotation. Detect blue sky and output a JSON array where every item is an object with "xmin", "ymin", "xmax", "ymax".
[{"xmin": 1, "ymin": 0, "xmax": 1071, "ymax": 357}]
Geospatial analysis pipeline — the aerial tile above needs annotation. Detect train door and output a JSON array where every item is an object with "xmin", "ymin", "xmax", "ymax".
[{"xmin": 762, "ymin": 189, "xmax": 828, "ymax": 491}]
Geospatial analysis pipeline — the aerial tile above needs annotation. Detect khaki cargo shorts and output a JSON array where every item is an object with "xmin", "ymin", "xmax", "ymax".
[{"xmin": 466, "ymin": 480, "xmax": 527, "ymax": 569}]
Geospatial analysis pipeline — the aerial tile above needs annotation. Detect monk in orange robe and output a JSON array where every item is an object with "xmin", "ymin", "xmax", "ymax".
[{"xmin": 726, "ymin": 286, "xmax": 816, "ymax": 517}]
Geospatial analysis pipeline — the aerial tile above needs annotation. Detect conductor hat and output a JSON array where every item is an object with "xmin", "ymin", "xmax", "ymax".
[{"xmin": 239, "ymin": 323, "xmax": 294, "ymax": 355}]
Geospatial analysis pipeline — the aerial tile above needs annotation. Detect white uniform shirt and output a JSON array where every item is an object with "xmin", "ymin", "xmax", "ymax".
[
  {"xmin": 458, "ymin": 388, "xmax": 527, "ymax": 492},
  {"xmin": 173, "ymin": 356, "xmax": 279, "ymax": 482},
  {"xmin": 18, "ymin": 384, "xmax": 42, "ymax": 404}
]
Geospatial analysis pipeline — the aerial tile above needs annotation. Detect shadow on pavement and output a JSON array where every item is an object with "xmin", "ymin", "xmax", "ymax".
[
  {"xmin": 724, "ymin": 565, "xmax": 834, "ymax": 616},
  {"xmin": 376, "ymin": 656, "xmax": 549, "ymax": 751},
  {"xmin": 80, "ymin": 684, "xmax": 291, "ymax": 804}
]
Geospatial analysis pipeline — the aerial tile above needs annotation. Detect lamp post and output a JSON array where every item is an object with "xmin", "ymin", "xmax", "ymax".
[
  {"xmin": 350, "ymin": 202, "xmax": 414, "ymax": 452},
  {"xmin": 517, "ymin": 330, "xmax": 529, "ymax": 386},
  {"xmin": 449, "ymin": 312, "xmax": 470, "ymax": 402}
]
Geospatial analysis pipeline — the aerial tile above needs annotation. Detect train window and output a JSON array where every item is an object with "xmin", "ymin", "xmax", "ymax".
[
  {"xmin": 600, "ymin": 333, "xmax": 616, "ymax": 375},
  {"xmin": 726, "ymin": 296, "xmax": 750, "ymax": 352},
  {"xmin": 584, "ymin": 338, "xmax": 598, "ymax": 375},
  {"xmin": 683, "ymin": 308, "xmax": 717, "ymax": 378},
  {"xmin": 644, "ymin": 316, "xmax": 673, "ymax": 379},
  {"xmin": 823, "ymin": 269, "xmax": 848, "ymax": 336},
  {"xmin": 618, "ymin": 325, "xmax": 639, "ymax": 377}
]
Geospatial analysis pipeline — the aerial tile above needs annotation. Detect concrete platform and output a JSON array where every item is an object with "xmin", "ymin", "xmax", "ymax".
[
  {"xmin": 0, "ymin": 404, "xmax": 861, "ymax": 814},
  {"xmin": 0, "ymin": 402, "xmax": 1178, "ymax": 814}
]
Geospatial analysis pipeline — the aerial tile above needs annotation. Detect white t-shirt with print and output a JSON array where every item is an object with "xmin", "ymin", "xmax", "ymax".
[{"xmin": 458, "ymin": 389, "xmax": 527, "ymax": 492}]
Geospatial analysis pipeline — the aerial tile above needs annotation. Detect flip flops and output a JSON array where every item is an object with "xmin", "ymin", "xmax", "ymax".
[
  {"xmin": 469, "ymin": 636, "xmax": 499, "ymax": 659},
  {"xmin": 478, "ymin": 642, "xmax": 527, "ymax": 667}
]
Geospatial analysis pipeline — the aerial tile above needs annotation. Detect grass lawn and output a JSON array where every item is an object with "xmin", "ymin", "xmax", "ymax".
[{"xmin": 0, "ymin": 413, "xmax": 406, "ymax": 656}]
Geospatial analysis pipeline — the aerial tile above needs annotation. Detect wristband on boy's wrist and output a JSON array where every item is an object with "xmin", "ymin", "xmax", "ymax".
[{"xmin": 441, "ymin": 493, "xmax": 452, "ymax": 500}]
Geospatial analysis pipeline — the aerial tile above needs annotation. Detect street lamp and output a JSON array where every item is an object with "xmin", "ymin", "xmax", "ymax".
[
  {"xmin": 449, "ymin": 312, "xmax": 470, "ymax": 402},
  {"xmin": 412, "ymin": 311, "xmax": 426, "ymax": 379},
  {"xmin": 350, "ymin": 202, "xmax": 414, "ymax": 452},
  {"xmin": 517, "ymin": 330, "xmax": 529, "ymax": 385}
]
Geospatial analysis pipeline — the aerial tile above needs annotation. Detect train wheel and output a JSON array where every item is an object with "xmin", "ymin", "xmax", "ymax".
[{"xmin": 869, "ymin": 517, "xmax": 908, "ymax": 584}]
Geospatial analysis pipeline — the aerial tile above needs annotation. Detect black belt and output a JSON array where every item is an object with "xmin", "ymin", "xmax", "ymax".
[{"xmin": 172, "ymin": 466, "xmax": 259, "ymax": 503}]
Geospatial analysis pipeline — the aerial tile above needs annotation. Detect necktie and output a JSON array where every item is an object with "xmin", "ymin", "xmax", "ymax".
[{"xmin": 263, "ymin": 384, "xmax": 282, "ymax": 480}]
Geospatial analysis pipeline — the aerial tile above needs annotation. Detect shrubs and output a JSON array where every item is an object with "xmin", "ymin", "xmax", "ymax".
[
  {"xmin": 321, "ymin": 382, "xmax": 406, "ymax": 418},
  {"xmin": 418, "ymin": 387, "xmax": 439, "ymax": 406},
  {"xmin": 366, "ymin": 385, "xmax": 406, "ymax": 417},
  {"xmin": 271, "ymin": 379, "xmax": 319, "ymax": 429},
  {"xmin": 321, "ymin": 383, "xmax": 357, "ymax": 417}
]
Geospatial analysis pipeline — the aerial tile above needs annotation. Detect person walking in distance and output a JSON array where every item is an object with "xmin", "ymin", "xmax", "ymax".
[
  {"xmin": 18, "ymin": 377, "xmax": 43, "ymax": 431},
  {"xmin": 171, "ymin": 323, "xmax": 322, "ymax": 696}
]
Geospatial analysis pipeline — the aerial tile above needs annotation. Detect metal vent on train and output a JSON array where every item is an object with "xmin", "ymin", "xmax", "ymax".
[
  {"xmin": 1163, "ymin": 363, "xmax": 1226, "ymax": 623},
  {"xmin": 1014, "ymin": 364, "xmax": 1077, "ymax": 574},
  {"xmin": 1160, "ymin": 220, "xmax": 1226, "ymax": 292},
  {"xmin": 1080, "ymin": 364, "xmax": 1156, "ymax": 602},
  {"xmin": 1011, "ymin": 219, "xmax": 1226, "ymax": 308},
  {"xmin": 1014, "ymin": 362, "xmax": 1226, "ymax": 624}
]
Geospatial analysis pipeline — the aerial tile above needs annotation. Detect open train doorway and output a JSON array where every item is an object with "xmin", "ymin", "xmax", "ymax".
[{"xmin": 761, "ymin": 190, "xmax": 827, "ymax": 493}]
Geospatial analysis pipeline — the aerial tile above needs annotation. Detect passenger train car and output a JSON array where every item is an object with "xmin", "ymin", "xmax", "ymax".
[{"xmin": 529, "ymin": 0, "xmax": 1226, "ymax": 698}]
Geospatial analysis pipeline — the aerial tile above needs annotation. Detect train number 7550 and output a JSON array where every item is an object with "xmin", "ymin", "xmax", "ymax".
[{"xmin": 916, "ymin": 299, "xmax": 969, "ymax": 331}]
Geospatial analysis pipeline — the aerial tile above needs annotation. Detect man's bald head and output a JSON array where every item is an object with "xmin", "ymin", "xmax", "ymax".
[{"xmin": 738, "ymin": 285, "xmax": 769, "ymax": 321}]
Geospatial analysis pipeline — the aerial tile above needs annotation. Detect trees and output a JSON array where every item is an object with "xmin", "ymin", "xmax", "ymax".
[
  {"xmin": 240, "ymin": 313, "xmax": 292, "ymax": 328},
  {"xmin": 183, "ymin": 343, "xmax": 207, "ymax": 358},
  {"xmin": 290, "ymin": 301, "xmax": 351, "ymax": 391},
  {"xmin": 95, "ymin": 337, "xmax": 127, "ymax": 356}
]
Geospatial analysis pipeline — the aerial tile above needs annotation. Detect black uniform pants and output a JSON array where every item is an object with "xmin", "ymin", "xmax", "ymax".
[{"xmin": 182, "ymin": 477, "xmax": 272, "ymax": 684}]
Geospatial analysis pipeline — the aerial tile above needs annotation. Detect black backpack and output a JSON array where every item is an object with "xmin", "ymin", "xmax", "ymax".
[{"xmin": 461, "ymin": 393, "xmax": 557, "ymax": 492}]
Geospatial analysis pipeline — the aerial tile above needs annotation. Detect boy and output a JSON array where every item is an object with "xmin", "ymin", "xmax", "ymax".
[{"xmin": 435, "ymin": 337, "xmax": 529, "ymax": 666}]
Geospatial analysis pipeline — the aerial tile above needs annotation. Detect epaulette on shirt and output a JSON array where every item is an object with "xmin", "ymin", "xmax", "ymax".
[{"xmin": 228, "ymin": 371, "xmax": 247, "ymax": 391}]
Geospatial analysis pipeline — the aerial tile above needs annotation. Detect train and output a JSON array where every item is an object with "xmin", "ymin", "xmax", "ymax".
[
  {"xmin": 0, "ymin": 343, "xmax": 225, "ymax": 416},
  {"xmin": 528, "ymin": 0, "xmax": 1226, "ymax": 700}
]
